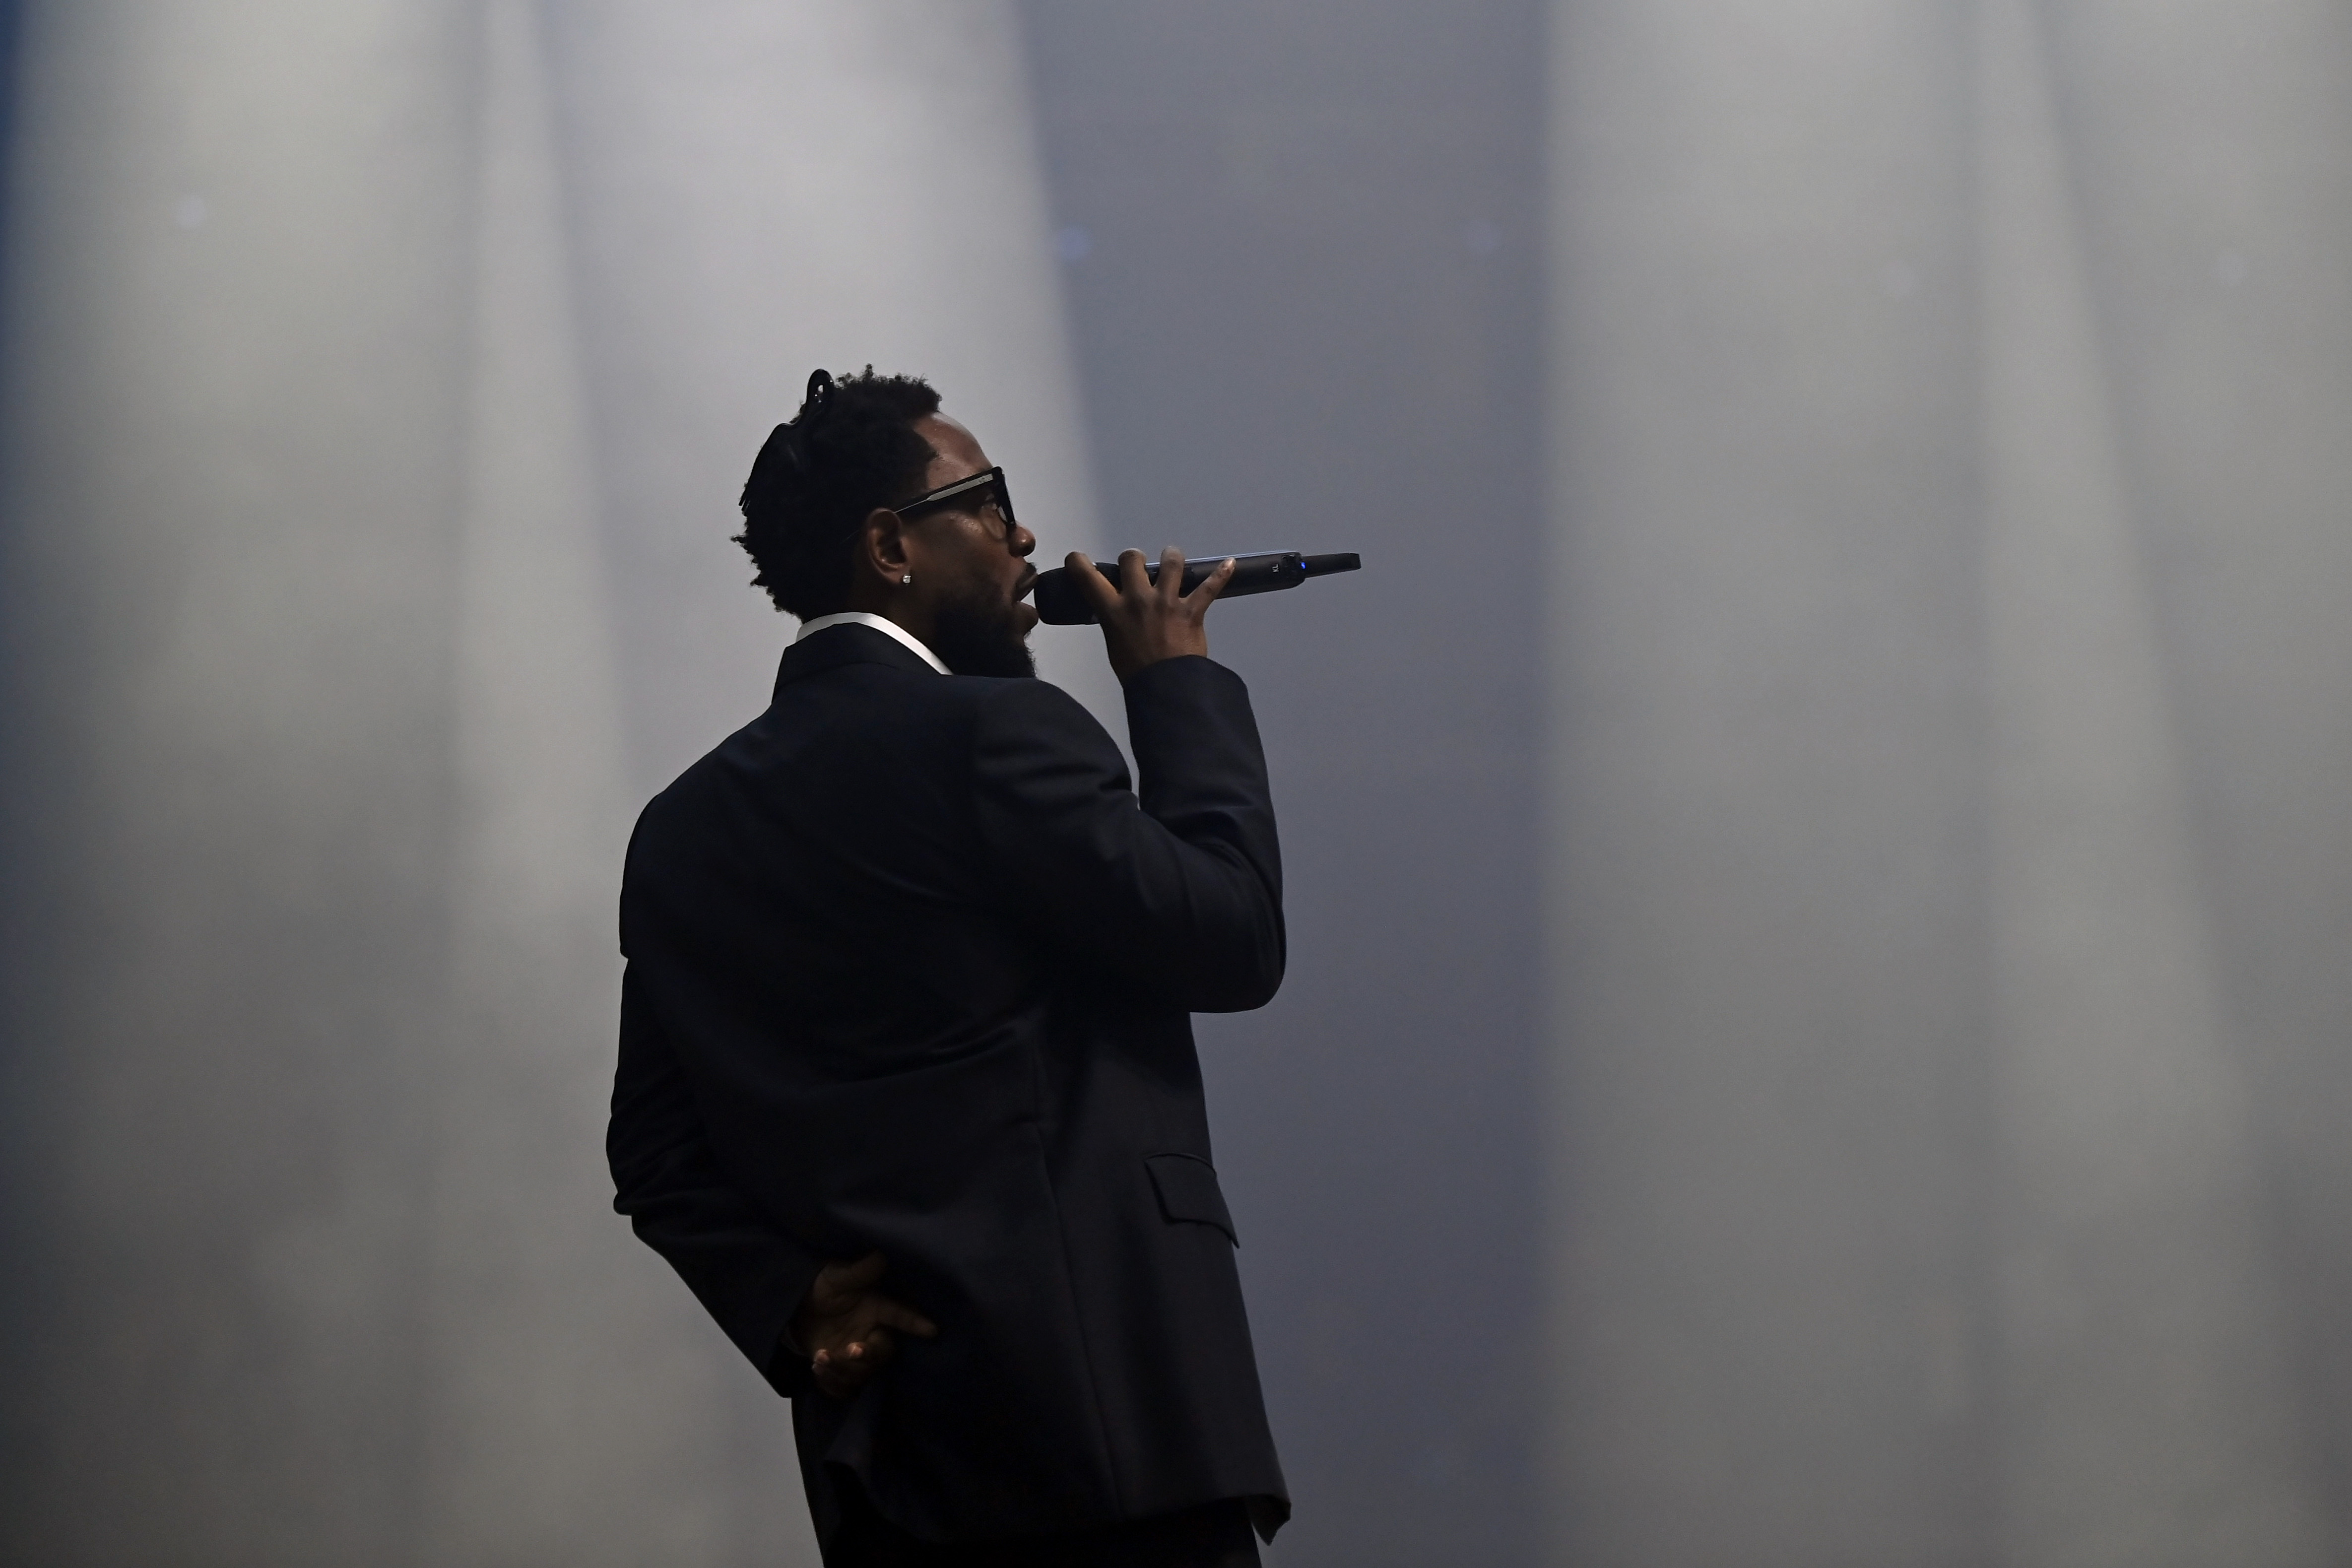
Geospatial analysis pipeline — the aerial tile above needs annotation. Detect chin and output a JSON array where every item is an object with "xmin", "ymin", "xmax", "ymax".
[{"xmin": 932, "ymin": 588, "xmax": 1038, "ymax": 679}]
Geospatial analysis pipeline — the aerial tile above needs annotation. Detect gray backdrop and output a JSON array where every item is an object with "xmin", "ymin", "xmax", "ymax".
[{"xmin": 4, "ymin": 3, "xmax": 2351, "ymax": 1566}]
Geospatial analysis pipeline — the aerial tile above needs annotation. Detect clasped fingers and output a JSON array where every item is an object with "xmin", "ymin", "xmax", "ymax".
[{"xmin": 793, "ymin": 1251, "xmax": 940, "ymax": 1400}]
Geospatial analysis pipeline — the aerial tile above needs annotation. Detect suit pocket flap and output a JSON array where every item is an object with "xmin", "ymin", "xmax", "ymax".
[{"xmin": 1144, "ymin": 1153, "xmax": 1237, "ymax": 1245}]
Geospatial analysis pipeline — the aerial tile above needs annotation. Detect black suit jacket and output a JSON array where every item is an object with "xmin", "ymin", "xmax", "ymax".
[{"xmin": 607, "ymin": 624, "xmax": 1289, "ymax": 1548}]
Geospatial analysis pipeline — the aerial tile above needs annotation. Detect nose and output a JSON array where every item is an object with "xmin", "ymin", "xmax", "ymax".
[{"xmin": 1009, "ymin": 523, "xmax": 1036, "ymax": 559}]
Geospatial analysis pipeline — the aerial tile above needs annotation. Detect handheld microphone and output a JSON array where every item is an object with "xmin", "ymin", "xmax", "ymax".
[{"xmin": 1029, "ymin": 551, "xmax": 1362, "ymax": 626}]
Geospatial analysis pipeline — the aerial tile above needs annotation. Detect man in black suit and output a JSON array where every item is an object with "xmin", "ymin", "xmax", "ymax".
[{"xmin": 607, "ymin": 369, "xmax": 1288, "ymax": 1567}]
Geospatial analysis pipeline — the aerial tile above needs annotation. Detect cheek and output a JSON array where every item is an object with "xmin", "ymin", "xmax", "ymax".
[
  {"xmin": 902, "ymin": 529, "xmax": 966, "ymax": 581},
  {"xmin": 935, "ymin": 524, "xmax": 1016, "ymax": 587}
]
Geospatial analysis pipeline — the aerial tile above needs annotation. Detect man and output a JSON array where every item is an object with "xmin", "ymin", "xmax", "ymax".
[{"xmin": 607, "ymin": 368, "xmax": 1289, "ymax": 1567}]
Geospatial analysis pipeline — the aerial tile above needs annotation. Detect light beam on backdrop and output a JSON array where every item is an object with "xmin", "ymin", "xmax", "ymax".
[
  {"xmin": 541, "ymin": 0, "xmax": 1116, "ymax": 790},
  {"xmin": 0, "ymin": 2, "xmax": 1099, "ymax": 1563},
  {"xmin": 0, "ymin": 3, "xmax": 481, "ymax": 1558},
  {"xmin": 1547, "ymin": 0, "xmax": 2352, "ymax": 1563},
  {"xmin": 1545, "ymin": 4, "xmax": 1987, "ymax": 1560},
  {"xmin": 419, "ymin": 2, "xmax": 700, "ymax": 1558},
  {"xmin": 1975, "ymin": 0, "xmax": 2325, "ymax": 1559}
]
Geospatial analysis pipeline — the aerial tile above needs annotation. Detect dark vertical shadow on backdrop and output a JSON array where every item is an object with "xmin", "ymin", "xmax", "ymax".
[{"xmin": 1014, "ymin": 6, "xmax": 1545, "ymax": 1564}]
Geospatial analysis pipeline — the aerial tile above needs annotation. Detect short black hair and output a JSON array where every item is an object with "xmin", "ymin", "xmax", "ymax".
[{"xmin": 735, "ymin": 367, "xmax": 941, "ymax": 617}]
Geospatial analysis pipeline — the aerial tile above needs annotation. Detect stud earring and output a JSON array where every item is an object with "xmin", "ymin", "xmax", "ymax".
[{"xmin": 900, "ymin": 573, "xmax": 913, "ymax": 585}]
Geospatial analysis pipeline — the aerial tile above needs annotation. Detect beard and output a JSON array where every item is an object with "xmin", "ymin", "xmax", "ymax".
[{"xmin": 929, "ymin": 580, "xmax": 1036, "ymax": 678}]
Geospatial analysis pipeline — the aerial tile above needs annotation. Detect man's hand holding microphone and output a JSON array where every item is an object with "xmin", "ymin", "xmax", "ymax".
[{"xmin": 1065, "ymin": 547, "xmax": 1238, "ymax": 683}]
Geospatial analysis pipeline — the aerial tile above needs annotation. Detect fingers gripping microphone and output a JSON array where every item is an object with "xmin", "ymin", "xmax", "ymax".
[{"xmin": 1029, "ymin": 551, "xmax": 1362, "ymax": 626}]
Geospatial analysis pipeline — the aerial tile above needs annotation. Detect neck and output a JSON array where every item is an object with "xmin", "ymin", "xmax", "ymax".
[{"xmin": 840, "ymin": 587, "xmax": 935, "ymax": 649}]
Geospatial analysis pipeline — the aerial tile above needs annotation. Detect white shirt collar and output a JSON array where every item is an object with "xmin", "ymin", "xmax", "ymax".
[{"xmin": 793, "ymin": 611, "xmax": 949, "ymax": 675}]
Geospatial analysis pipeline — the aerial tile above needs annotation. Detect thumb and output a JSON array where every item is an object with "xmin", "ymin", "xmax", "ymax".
[{"xmin": 1065, "ymin": 552, "xmax": 1120, "ymax": 618}]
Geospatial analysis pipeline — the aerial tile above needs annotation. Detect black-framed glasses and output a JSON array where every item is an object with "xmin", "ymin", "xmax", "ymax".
[{"xmin": 891, "ymin": 466, "xmax": 1017, "ymax": 534}]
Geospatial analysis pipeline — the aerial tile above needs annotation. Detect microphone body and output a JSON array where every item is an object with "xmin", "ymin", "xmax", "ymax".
[{"xmin": 1030, "ymin": 551, "xmax": 1361, "ymax": 626}]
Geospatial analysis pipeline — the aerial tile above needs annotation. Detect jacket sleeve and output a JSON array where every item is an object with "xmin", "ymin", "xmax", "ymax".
[
  {"xmin": 973, "ymin": 655, "xmax": 1284, "ymax": 1012},
  {"xmin": 607, "ymin": 960, "xmax": 826, "ymax": 1397}
]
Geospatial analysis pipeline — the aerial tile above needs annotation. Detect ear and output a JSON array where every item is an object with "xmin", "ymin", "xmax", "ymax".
[{"xmin": 853, "ymin": 506, "xmax": 909, "ymax": 588}]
